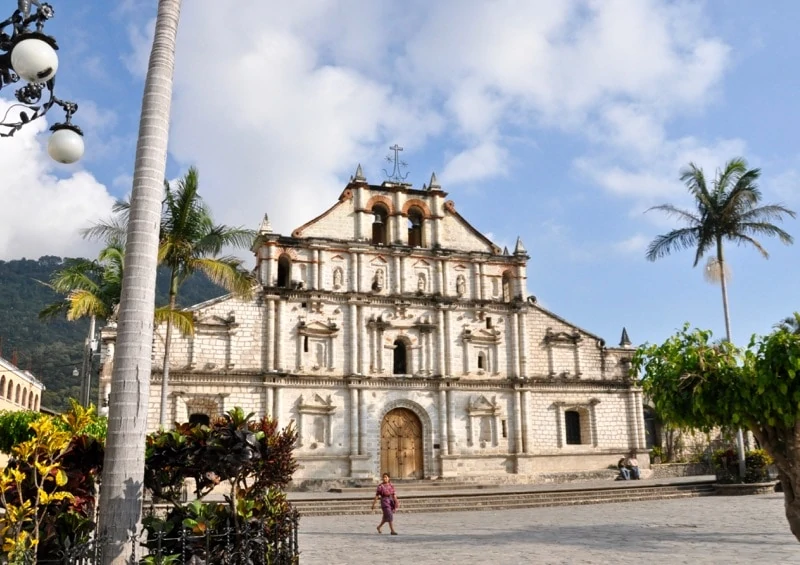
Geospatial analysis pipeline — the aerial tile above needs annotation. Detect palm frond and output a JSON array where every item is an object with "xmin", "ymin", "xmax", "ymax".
[
  {"xmin": 192, "ymin": 257, "xmax": 256, "ymax": 298},
  {"xmin": 154, "ymin": 306, "xmax": 195, "ymax": 336},
  {"xmin": 692, "ymin": 229, "xmax": 716, "ymax": 267},
  {"xmin": 65, "ymin": 290, "xmax": 109, "ymax": 321},
  {"xmin": 645, "ymin": 227, "xmax": 700, "ymax": 261},
  {"xmin": 727, "ymin": 233, "xmax": 769, "ymax": 258},
  {"xmin": 738, "ymin": 204, "xmax": 797, "ymax": 225},
  {"xmin": 737, "ymin": 222, "xmax": 794, "ymax": 246},
  {"xmin": 774, "ymin": 312, "xmax": 800, "ymax": 334},
  {"xmin": 645, "ymin": 204, "xmax": 700, "ymax": 226}
]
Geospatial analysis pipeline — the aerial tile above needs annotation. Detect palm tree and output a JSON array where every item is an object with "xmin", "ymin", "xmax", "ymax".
[
  {"xmin": 98, "ymin": 2, "xmax": 183, "ymax": 562},
  {"xmin": 646, "ymin": 157, "xmax": 796, "ymax": 479},
  {"xmin": 38, "ymin": 245, "xmax": 124, "ymax": 407},
  {"xmin": 646, "ymin": 158, "xmax": 795, "ymax": 341},
  {"xmin": 157, "ymin": 166, "xmax": 256, "ymax": 427},
  {"xmin": 776, "ymin": 312, "xmax": 800, "ymax": 335}
]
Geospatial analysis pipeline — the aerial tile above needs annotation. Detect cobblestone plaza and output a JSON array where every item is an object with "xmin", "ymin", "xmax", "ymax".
[{"xmin": 298, "ymin": 494, "xmax": 799, "ymax": 564}]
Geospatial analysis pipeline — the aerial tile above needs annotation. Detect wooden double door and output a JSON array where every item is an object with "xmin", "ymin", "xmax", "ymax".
[{"xmin": 380, "ymin": 408, "xmax": 423, "ymax": 479}]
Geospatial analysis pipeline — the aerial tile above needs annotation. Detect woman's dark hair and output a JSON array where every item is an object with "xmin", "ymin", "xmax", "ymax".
[{"xmin": 382, "ymin": 472, "xmax": 390, "ymax": 479}]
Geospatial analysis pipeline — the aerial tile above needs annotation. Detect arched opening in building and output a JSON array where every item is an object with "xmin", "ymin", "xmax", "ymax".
[
  {"xmin": 15, "ymin": 384, "xmax": 21, "ymax": 404},
  {"xmin": 21, "ymin": 388, "xmax": 27, "ymax": 407},
  {"xmin": 407, "ymin": 207, "xmax": 424, "ymax": 247},
  {"xmin": 502, "ymin": 271, "xmax": 513, "ymax": 302},
  {"xmin": 189, "ymin": 413, "xmax": 211, "ymax": 427},
  {"xmin": 565, "ymin": 410, "xmax": 581, "ymax": 445},
  {"xmin": 372, "ymin": 205, "xmax": 389, "ymax": 245},
  {"xmin": 0, "ymin": 375, "xmax": 5, "ymax": 398},
  {"xmin": 393, "ymin": 339, "xmax": 408, "ymax": 375},
  {"xmin": 6, "ymin": 379, "xmax": 12, "ymax": 399},
  {"xmin": 277, "ymin": 254, "xmax": 292, "ymax": 289}
]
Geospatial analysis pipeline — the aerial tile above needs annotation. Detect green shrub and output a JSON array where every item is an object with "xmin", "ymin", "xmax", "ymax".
[
  {"xmin": 650, "ymin": 446, "xmax": 665, "ymax": 462},
  {"xmin": 0, "ymin": 410, "xmax": 44, "ymax": 454}
]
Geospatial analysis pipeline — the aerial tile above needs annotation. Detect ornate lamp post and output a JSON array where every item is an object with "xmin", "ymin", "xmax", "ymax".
[{"xmin": 0, "ymin": 1, "xmax": 83, "ymax": 163}]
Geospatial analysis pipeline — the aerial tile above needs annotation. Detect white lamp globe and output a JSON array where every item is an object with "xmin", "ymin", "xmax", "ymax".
[
  {"xmin": 10, "ymin": 37, "xmax": 59, "ymax": 83},
  {"xmin": 48, "ymin": 127, "xmax": 84, "ymax": 164}
]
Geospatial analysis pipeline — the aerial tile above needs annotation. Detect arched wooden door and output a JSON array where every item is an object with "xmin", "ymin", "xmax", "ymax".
[{"xmin": 380, "ymin": 408, "xmax": 423, "ymax": 479}]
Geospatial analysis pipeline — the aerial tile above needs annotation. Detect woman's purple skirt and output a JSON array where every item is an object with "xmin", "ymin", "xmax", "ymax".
[{"xmin": 380, "ymin": 498, "xmax": 394, "ymax": 522}]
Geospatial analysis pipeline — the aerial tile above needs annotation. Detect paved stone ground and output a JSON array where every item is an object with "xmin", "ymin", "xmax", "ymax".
[{"xmin": 298, "ymin": 493, "xmax": 799, "ymax": 564}]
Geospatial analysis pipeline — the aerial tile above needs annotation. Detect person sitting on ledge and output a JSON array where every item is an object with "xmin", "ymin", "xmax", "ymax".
[
  {"xmin": 617, "ymin": 457, "xmax": 631, "ymax": 480},
  {"xmin": 626, "ymin": 451, "xmax": 641, "ymax": 480}
]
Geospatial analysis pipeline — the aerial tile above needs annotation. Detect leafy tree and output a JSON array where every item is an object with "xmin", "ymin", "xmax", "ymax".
[
  {"xmin": 633, "ymin": 324, "xmax": 800, "ymax": 541},
  {"xmin": 646, "ymin": 158, "xmax": 795, "ymax": 341}
]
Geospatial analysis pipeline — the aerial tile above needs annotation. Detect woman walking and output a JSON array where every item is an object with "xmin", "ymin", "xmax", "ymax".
[{"xmin": 372, "ymin": 472, "xmax": 400, "ymax": 534}]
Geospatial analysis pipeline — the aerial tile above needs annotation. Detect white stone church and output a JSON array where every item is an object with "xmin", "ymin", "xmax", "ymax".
[{"xmin": 99, "ymin": 167, "xmax": 646, "ymax": 483}]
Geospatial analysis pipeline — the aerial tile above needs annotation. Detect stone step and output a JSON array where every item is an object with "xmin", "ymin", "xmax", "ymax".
[{"xmin": 292, "ymin": 484, "xmax": 715, "ymax": 517}]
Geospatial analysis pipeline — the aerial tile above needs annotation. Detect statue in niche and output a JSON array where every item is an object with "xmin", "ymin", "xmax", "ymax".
[
  {"xmin": 417, "ymin": 272, "xmax": 426, "ymax": 292},
  {"xmin": 333, "ymin": 267, "xmax": 343, "ymax": 289},
  {"xmin": 456, "ymin": 274, "xmax": 466, "ymax": 297},
  {"xmin": 315, "ymin": 343, "xmax": 325, "ymax": 368},
  {"xmin": 372, "ymin": 269, "xmax": 385, "ymax": 292}
]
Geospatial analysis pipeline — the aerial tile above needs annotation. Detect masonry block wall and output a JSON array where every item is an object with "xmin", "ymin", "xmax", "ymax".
[{"xmin": 99, "ymin": 174, "xmax": 641, "ymax": 482}]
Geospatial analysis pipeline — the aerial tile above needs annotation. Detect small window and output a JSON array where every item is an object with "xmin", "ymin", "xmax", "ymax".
[
  {"xmin": 486, "ymin": 317, "xmax": 492, "ymax": 329},
  {"xmin": 372, "ymin": 205, "xmax": 389, "ymax": 245},
  {"xmin": 393, "ymin": 339, "xmax": 407, "ymax": 375},
  {"xmin": 501, "ymin": 419, "xmax": 507, "ymax": 439},
  {"xmin": 565, "ymin": 410, "xmax": 581, "ymax": 445},
  {"xmin": 477, "ymin": 352, "xmax": 486, "ymax": 370},
  {"xmin": 304, "ymin": 336, "xmax": 309, "ymax": 353}
]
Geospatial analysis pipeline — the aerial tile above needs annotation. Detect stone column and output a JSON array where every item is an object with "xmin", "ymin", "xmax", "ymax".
[
  {"xmin": 589, "ymin": 399, "xmax": 600, "ymax": 447},
  {"xmin": 446, "ymin": 388, "xmax": 455, "ymax": 454},
  {"xmin": 472, "ymin": 263, "xmax": 481, "ymax": 301},
  {"xmin": 440, "ymin": 258, "xmax": 448, "ymax": 296},
  {"xmin": 356, "ymin": 252, "xmax": 364, "ymax": 293},
  {"xmin": 275, "ymin": 299, "xmax": 284, "ymax": 371},
  {"xmin": 264, "ymin": 385, "xmax": 274, "ymax": 418},
  {"xmin": 509, "ymin": 313, "xmax": 519, "ymax": 379},
  {"xmin": 349, "ymin": 303, "xmax": 358, "ymax": 374},
  {"xmin": 358, "ymin": 306, "xmax": 367, "ymax": 375},
  {"xmin": 265, "ymin": 243, "xmax": 275, "ymax": 287},
  {"xmin": 634, "ymin": 390, "xmax": 646, "ymax": 450},
  {"xmin": 444, "ymin": 309, "xmax": 452, "ymax": 376},
  {"xmin": 555, "ymin": 403, "xmax": 565, "ymax": 448},
  {"xmin": 317, "ymin": 249, "xmax": 325, "ymax": 289},
  {"xmin": 514, "ymin": 389, "xmax": 524, "ymax": 454},
  {"xmin": 350, "ymin": 252, "xmax": 358, "ymax": 293},
  {"xmin": 628, "ymin": 390, "xmax": 641, "ymax": 449},
  {"xmin": 273, "ymin": 387, "xmax": 283, "ymax": 427},
  {"xmin": 479, "ymin": 262, "xmax": 486, "ymax": 300},
  {"xmin": 521, "ymin": 389, "xmax": 531, "ymax": 454},
  {"xmin": 399, "ymin": 255, "xmax": 406, "ymax": 294},
  {"xmin": 518, "ymin": 312, "xmax": 528, "ymax": 377},
  {"xmin": 438, "ymin": 389, "xmax": 448, "ymax": 456},
  {"xmin": 265, "ymin": 298, "xmax": 276, "ymax": 371},
  {"xmin": 349, "ymin": 387, "xmax": 359, "ymax": 457},
  {"xmin": 393, "ymin": 255, "xmax": 401, "ymax": 294},
  {"xmin": 358, "ymin": 388, "xmax": 366, "ymax": 455},
  {"xmin": 436, "ymin": 309, "xmax": 446, "ymax": 377},
  {"xmin": 377, "ymin": 327, "xmax": 384, "ymax": 373},
  {"xmin": 314, "ymin": 249, "xmax": 322, "ymax": 290},
  {"xmin": 308, "ymin": 249, "xmax": 319, "ymax": 290}
]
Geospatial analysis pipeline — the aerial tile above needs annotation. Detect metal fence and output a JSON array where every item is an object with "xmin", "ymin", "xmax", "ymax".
[{"xmin": 6, "ymin": 510, "xmax": 300, "ymax": 565}]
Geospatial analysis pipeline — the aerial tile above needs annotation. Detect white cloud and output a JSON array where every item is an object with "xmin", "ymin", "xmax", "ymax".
[
  {"xmin": 112, "ymin": 0, "xmax": 735, "ymax": 243},
  {"xmin": 0, "ymin": 100, "xmax": 116, "ymax": 260}
]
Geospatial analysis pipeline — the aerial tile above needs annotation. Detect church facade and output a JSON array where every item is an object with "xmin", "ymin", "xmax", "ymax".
[{"xmin": 99, "ymin": 167, "xmax": 645, "ymax": 483}]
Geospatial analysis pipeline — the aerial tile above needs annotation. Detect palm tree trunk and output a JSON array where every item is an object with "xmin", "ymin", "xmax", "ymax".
[
  {"xmin": 159, "ymin": 273, "xmax": 178, "ymax": 428},
  {"xmin": 716, "ymin": 238, "xmax": 747, "ymax": 478},
  {"xmin": 98, "ymin": 1, "xmax": 182, "ymax": 563}
]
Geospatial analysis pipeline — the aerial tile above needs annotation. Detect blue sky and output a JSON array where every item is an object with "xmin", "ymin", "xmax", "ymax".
[{"xmin": 1, "ymin": 0, "xmax": 797, "ymax": 350}]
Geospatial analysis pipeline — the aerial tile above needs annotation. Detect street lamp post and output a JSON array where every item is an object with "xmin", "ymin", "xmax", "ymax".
[{"xmin": 0, "ymin": 1, "xmax": 83, "ymax": 163}]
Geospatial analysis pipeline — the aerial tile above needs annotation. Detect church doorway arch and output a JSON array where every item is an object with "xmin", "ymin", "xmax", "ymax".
[{"xmin": 380, "ymin": 408, "xmax": 423, "ymax": 479}]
